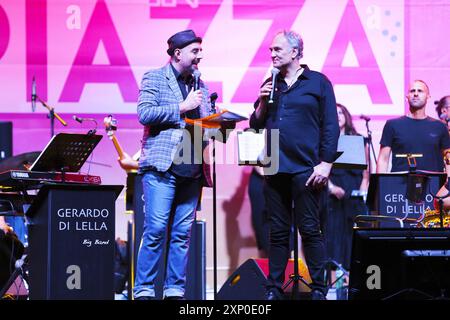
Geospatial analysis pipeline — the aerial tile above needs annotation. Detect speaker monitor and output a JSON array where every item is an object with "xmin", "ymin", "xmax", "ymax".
[
  {"xmin": 217, "ymin": 258, "xmax": 311, "ymax": 300},
  {"xmin": 349, "ymin": 228, "xmax": 450, "ymax": 300},
  {"xmin": 0, "ymin": 121, "xmax": 13, "ymax": 160}
]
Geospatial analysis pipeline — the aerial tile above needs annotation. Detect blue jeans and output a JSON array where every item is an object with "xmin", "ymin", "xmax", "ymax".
[{"xmin": 133, "ymin": 170, "xmax": 202, "ymax": 299}]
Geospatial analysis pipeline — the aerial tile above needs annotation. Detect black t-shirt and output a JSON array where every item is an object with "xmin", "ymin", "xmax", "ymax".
[{"xmin": 380, "ymin": 116, "xmax": 450, "ymax": 172}]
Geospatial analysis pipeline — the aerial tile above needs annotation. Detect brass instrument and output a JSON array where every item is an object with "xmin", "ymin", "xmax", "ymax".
[{"xmin": 422, "ymin": 209, "xmax": 450, "ymax": 228}]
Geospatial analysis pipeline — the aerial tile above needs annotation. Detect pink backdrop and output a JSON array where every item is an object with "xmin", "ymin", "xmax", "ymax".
[{"xmin": 1, "ymin": 0, "xmax": 450, "ymax": 289}]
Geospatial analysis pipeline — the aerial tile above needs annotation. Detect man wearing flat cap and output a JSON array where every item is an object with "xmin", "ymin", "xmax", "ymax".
[{"xmin": 133, "ymin": 29, "xmax": 212, "ymax": 300}]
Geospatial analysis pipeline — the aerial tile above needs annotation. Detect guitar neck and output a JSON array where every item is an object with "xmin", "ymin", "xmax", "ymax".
[{"xmin": 111, "ymin": 135, "xmax": 125, "ymax": 160}]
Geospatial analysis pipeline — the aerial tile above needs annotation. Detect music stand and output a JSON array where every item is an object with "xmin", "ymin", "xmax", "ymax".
[
  {"xmin": 29, "ymin": 133, "xmax": 102, "ymax": 175},
  {"xmin": 186, "ymin": 107, "xmax": 246, "ymax": 299},
  {"xmin": 334, "ymin": 135, "xmax": 367, "ymax": 170},
  {"xmin": 365, "ymin": 152, "xmax": 446, "ymax": 228}
]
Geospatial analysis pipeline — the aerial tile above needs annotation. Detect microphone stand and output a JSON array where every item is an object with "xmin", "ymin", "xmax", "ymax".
[
  {"xmin": 364, "ymin": 118, "xmax": 377, "ymax": 173},
  {"xmin": 37, "ymin": 96, "xmax": 67, "ymax": 137},
  {"xmin": 210, "ymin": 93, "xmax": 218, "ymax": 299}
]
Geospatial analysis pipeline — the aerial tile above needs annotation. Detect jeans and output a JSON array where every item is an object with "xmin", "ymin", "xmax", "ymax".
[
  {"xmin": 264, "ymin": 170, "xmax": 327, "ymax": 294},
  {"xmin": 133, "ymin": 170, "xmax": 202, "ymax": 299}
]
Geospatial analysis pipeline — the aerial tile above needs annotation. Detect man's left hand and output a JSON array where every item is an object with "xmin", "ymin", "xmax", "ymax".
[{"xmin": 306, "ymin": 162, "xmax": 333, "ymax": 189}]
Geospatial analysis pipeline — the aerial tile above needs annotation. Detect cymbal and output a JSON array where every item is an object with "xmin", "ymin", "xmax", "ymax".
[{"xmin": 0, "ymin": 151, "xmax": 41, "ymax": 172}]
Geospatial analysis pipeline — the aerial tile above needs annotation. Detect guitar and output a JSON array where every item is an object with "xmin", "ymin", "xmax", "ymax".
[{"xmin": 103, "ymin": 114, "xmax": 125, "ymax": 160}]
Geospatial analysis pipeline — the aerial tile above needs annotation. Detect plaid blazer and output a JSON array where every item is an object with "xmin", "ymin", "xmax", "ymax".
[{"xmin": 137, "ymin": 63, "xmax": 213, "ymax": 187}]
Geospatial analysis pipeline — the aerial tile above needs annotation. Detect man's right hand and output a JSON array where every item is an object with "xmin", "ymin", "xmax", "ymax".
[
  {"xmin": 180, "ymin": 88, "xmax": 203, "ymax": 114},
  {"xmin": 254, "ymin": 81, "xmax": 273, "ymax": 121},
  {"xmin": 258, "ymin": 81, "xmax": 273, "ymax": 102}
]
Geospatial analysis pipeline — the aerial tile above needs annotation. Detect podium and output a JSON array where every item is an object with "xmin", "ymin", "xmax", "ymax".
[
  {"xmin": 26, "ymin": 184, "xmax": 123, "ymax": 300},
  {"xmin": 365, "ymin": 171, "xmax": 446, "ymax": 226}
]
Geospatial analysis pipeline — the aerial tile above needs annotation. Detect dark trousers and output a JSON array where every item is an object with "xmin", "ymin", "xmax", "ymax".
[
  {"xmin": 248, "ymin": 169, "xmax": 270, "ymax": 254},
  {"xmin": 265, "ymin": 170, "xmax": 327, "ymax": 293}
]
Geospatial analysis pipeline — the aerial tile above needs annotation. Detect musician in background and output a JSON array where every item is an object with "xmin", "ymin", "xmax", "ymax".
[
  {"xmin": 325, "ymin": 103, "xmax": 369, "ymax": 271},
  {"xmin": 118, "ymin": 152, "xmax": 139, "ymax": 171},
  {"xmin": 433, "ymin": 96, "xmax": 450, "ymax": 210},
  {"xmin": 435, "ymin": 95, "xmax": 450, "ymax": 131},
  {"xmin": 377, "ymin": 80, "xmax": 450, "ymax": 174}
]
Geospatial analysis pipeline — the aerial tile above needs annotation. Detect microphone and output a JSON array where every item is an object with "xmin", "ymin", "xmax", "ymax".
[
  {"xmin": 73, "ymin": 115, "xmax": 97, "ymax": 125},
  {"xmin": 73, "ymin": 115, "xmax": 83, "ymax": 123},
  {"xmin": 73, "ymin": 115, "xmax": 98, "ymax": 135},
  {"xmin": 268, "ymin": 68, "xmax": 280, "ymax": 104},
  {"xmin": 440, "ymin": 113, "xmax": 449, "ymax": 122},
  {"xmin": 210, "ymin": 92, "xmax": 218, "ymax": 103},
  {"xmin": 360, "ymin": 114, "xmax": 371, "ymax": 121},
  {"xmin": 31, "ymin": 77, "xmax": 37, "ymax": 112},
  {"xmin": 193, "ymin": 69, "xmax": 201, "ymax": 91},
  {"xmin": 210, "ymin": 92, "xmax": 218, "ymax": 113}
]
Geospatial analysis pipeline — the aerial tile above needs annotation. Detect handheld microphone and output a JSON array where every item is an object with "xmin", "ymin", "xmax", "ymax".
[
  {"xmin": 193, "ymin": 69, "xmax": 201, "ymax": 91},
  {"xmin": 31, "ymin": 77, "xmax": 37, "ymax": 112},
  {"xmin": 360, "ymin": 114, "xmax": 371, "ymax": 122},
  {"xmin": 268, "ymin": 68, "xmax": 280, "ymax": 104},
  {"xmin": 440, "ymin": 113, "xmax": 449, "ymax": 122}
]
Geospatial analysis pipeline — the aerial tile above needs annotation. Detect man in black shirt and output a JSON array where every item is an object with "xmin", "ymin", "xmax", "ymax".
[
  {"xmin": 250, "ymin": 30, "xmax": 339, "ymax": 300},
  {"xmin": 377, "ymin": 80, "xmax": 450, "ymax": 174}
]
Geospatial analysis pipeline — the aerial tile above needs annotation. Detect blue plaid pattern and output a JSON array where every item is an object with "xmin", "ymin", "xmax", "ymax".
[{"xmin": 137, "ymin": 64, "xmax": 213, "ymax": 187}]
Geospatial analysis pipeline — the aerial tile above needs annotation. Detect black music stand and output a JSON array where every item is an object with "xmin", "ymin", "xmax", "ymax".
[
  {"xmin": 334, "ymin": 135, "xmax": 367, "ymax": 170},
  {"xmin": 188, "ymin": 105, "xmax": 245, "ymax": 299},
  {"xmin": 29, "ymin": 133, "xmax": 102, "ymax": 174},
  {"xmin": 364, "ymin": 164, "xmax": 446, "ymax": 228}
]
